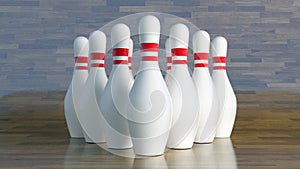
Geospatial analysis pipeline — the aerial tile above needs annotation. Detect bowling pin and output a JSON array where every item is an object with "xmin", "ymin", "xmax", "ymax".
[
  {"xmin": 128, "ymin": 38, "xmax": 133, "ymax": 72},
  {"xmin": 192, "ymin": 30, "xmax": 220, "ymax": 143},
  {"xmin": 100, "ymin": 23, "xmax": 133, "ymax": 149},
  {"xmin": 64, "ymin": 36, "xmax": 89, "ymax": 138},
  {"xmin": 78, "ymin": 31, "xmax": 107, "ymax": 143},
  {"xmin": 166, "ymin": 23, "xmax": 200, "ymax": 149},
  {"xmin": 211, "ymin": 36, "xmax": 237, "ymax": 138},
  {"xmin": 165, "ymin": 38, "xmax": 172, "ymax": 74},
  {"xmin": 127, "ymin": 15, "xmax": 172, "ymax": 156},
  {"xmin": 164, "ymin": 38, "xmax": 172, "ymax": 83}
]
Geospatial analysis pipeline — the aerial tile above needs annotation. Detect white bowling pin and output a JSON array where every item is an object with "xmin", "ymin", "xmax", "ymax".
[
  {"xmin": 211, "ymin": 36, "xmax": 237, "ymax": 138},
  {"xmin": 127, "ymin": 15, "xmax": 172, "ymax": 156},
  {"xmin": 64, "ymin": 36, "xmax": 89, "ymax": 138},
  {"xmin": 192, "ymin": 30, "xmax": 220, "ymax": 143},
  {"xmin": 100, "ymin": 23, "xmax": 133, "ymax": 149},
  {"xmin": 166, "ymin": 23, "xmax": 200, "ymax": 149},
  {"xmin": 78, "ymin": 31, "xmax": 107, "ymax": 143}
]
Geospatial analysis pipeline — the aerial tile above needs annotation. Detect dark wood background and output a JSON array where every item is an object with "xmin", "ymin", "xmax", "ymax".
[{"xmin": 0, "ymin": 0, "xmax": 300, "ymax": 96}]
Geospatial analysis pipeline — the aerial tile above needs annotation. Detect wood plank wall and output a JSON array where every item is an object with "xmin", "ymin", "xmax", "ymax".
[{"xmin": 0, "ymin": 0, "xmax": 300, "ymax": 96}]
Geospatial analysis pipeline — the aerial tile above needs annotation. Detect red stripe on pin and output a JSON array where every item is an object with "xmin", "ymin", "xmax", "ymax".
[
  {"xmin": 173, "ymin": 60, "xmax": 187, "ymax": 64},
  {"xmin": 213, "ymin": 56, "xmax": 226, "ymax": 63},
  {"xmin": 194, "ymin": 53, "xmax": 208, "ymax": 60},
  {"xmin": 214, "ymin": 66, "xmax": 226, "ymax": 70},
  {"xmin": 142, "ymin": 56, "xmax": 158, "ymax": 61},
  {"xmin": 140, "ymin": 43, "xmax": 159, "ymax": 52},
  {"xmin": 172, "ymin": 48, "xmax": 188, "ymax": 56},
  {"xmin": 76, "ymin": 66, "xmax": 88, "ymax": 70},
  {"xmin": 113, "ymin": 48, "xmax": 129, "ymax": 56},
  {"xmin": 129, "ymin": 66, "xmax": 132, "ymax": 70},
  {"xmin": 128, "ymin": 57, "xmax": 132, "ymax": 63},
  {"xmin": 195, "ymin": 63, "xmax": 208, "ymax": 67},
  {"xmin": 113, "ymin": 60, "xmax": 128, "ymax": 64},
  {"xmin": 91, "ymin": 63, "xmax": 104, "ymax": 68},
  {"xmin": 167, "ymin": 66, "xmax": 171, "ymax": 70},
  {"xmin": 91, "ymin": 53, "xmax": 105, "ymax": 60},
  {"xmin": 75, "ymin": 56, "xmax": 88, "ymax": 63},
  {"xmin": 167, "ymin": 57, "xmax": 172, "ymax": 63}
]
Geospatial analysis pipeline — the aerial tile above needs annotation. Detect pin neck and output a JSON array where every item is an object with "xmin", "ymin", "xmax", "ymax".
[
  {"xmin": 140, "ymin": 43, "xmax": 159, "ymax": 62},
  {"xmin": 172, "ymin": 48, "xmax": 188, "ymax": 65},
  {"xmin": 194, "ymin": 52, "xmax": 209, "ymax": 69},
  {"xmin": 112, "ymin": 48, "xmax": 129, "ymax": 65},
  {"xmin": 166, "ymin": 56, "xmax": 172, "ymax": 70},
  {"xmin": 90, "ymin": 53, "xmax": 105, "ymax": 69},
  {"xmin": 138, "ymin": 43, "xmax": 159, "ymax": 69},
  {"xmin": 74, "ymin": 56, "xmax": 88, "ymax": 70},
  {"xmin": 213, "ymin": 56, "xmax": 226, "ymax": 70}
]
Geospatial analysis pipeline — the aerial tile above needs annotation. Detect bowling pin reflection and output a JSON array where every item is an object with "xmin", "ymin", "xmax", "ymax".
[
  {"xmin": 64, "ymin": 139, "xmax": 134, "ymax": 168},
  {"xmin": 63, "ymin": 139, "xmax": 237, "ymax": 168},
  {"xmin": 133, "ymin": 156, "xmax": 168, "ymax": 169},
  {"xmin": 193, "ymin": 139, "xmax": 237, "ymax": 169},
  {"xmin": 165, "ymin": 148, "xmax": 197, "ymax": 168},
  {"xmin": 63, "ymin": 139, "xmax": 87, "ymax": 168}
]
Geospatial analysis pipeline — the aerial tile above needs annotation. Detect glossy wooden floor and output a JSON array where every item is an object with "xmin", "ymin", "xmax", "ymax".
[{"xmin": 0, "ymin": 91, "xmax": 299, "ymax": 168}]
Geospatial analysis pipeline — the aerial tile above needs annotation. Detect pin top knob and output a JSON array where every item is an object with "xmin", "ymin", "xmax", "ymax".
[
  {"xmin": 193, "ymin": 30, "xmax": 210, "ymax": 53},
  {"xmin": 74, "ymin": 36, "xmax": 89, "ymax": 57},
  {"xmin": 111, "ymin": 23, "xmax": 130, "ymax": 48},
  {"xmin": 211, "ymin": 36, "xmax": 227, "ymax": 57},
  {"xmin": 169, "ymin": 23, "xmax": 189, "ymax": 49},
  {"xmin": 89, "ymin": 31, "xmax": 106, "ymax": 53},
  {"xmin": 139, "ymin": 15, "xmax": 160, "ymax": 44}
]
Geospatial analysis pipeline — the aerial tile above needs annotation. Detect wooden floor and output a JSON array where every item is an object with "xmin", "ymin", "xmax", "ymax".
[{"xmin": 0, "ymin": 91, "xmax": 300, "ymax": 168}]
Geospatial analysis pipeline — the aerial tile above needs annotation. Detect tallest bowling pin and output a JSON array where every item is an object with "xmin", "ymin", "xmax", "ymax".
[
  {"xmin": 128, "ymin": 15, "xmax": 172, "ymax": 156},
  {"xmin": 211, "ymin": 36, "xmax": 237, "ymax": 138}
]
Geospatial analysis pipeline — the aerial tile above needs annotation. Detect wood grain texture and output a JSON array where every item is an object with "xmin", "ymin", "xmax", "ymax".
[
  {"xmin": 0, "ymin": 91, "xmax": 299, "ymax": 168},
  {"xmin": 0, "ymin": 0, "xmax": 300, "ymax": 96}
]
